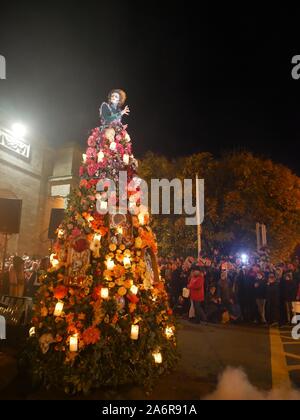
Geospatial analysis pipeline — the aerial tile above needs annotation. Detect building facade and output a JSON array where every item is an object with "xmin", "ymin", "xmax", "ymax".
[{"xmin": 0, "ymin": 125, "xmax": 82, "ymax": 257}]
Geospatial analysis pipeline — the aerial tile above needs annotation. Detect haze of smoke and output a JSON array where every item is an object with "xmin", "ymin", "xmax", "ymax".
[{"xmin": 205, "ymin": 366, "xmax": 300, "ymax": 400}]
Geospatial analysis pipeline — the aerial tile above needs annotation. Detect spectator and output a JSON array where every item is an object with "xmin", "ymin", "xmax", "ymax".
[
  {"xmin": 187, "ymin": 268, "xmax": 207, "ymax": 324},
  {"xmin": 9, "ymin": 256, "xmax": 25, "ymax": 297}
]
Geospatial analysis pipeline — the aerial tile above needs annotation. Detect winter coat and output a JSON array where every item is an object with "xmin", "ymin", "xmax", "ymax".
[{"xmin": 188, "ymin": 274, "xmax": 205, "ymax": 302}]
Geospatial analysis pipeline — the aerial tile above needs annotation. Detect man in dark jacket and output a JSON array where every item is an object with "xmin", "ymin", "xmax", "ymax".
[{"xmin": 266, "ymin": 273, "xmax": 280, "ymax": 326}]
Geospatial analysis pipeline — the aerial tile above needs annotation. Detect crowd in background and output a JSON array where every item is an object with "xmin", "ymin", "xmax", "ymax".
[
  {"xmin": 159, "ymin": 248, "xmax": 300, "ymax": 327},
  {"xmin": 1, "ymin": 247, "xmax": 300, "ymax": 328},
  {"xmin": 0, "ymin": 254, "xmax": 50, "ymax": 298}
]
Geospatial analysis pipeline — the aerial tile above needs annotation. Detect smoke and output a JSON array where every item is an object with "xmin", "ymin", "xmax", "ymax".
[{"xmin": 205, "ymin": 367, "xmax": 300, "ymax": 400}]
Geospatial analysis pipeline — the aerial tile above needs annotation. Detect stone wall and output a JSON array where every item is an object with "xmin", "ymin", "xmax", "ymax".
[{"xmin": 0, "ymin": 127, "xmax": 83, "ymax": 258}]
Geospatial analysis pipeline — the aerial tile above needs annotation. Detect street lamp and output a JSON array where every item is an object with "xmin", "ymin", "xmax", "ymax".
[{"xmin": 11, "ymin": 123, "xmax": 27, "ymax": 139}]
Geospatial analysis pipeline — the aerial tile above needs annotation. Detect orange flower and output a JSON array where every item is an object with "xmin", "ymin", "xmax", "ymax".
[
  {"xmin": 118, "ymin": 287, "xmax": 127, "ymax": 296},
  {"xmin": 129, "ymin": 303, "xmax": 136, "ymax": 313},
  {"xmin": 53, "ymin": 285, "xmax": 68, "ymax": 300},
  {"xmin": 113, "ymin": 265, "xmax": 125, "ymax": 278},
  {"xmin": 82, "ymin": 326, "xmax": 101, "ymax": 345}
]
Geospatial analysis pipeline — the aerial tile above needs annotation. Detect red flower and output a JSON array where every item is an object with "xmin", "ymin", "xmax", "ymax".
[
  {"xmin": 82, "ymin": 326, "xmax": 101, "ymax": 345},
  {"xmin": 87, "ymin": 163, "xmax": 98, "ymax": 177},
  {"xmin": 167, "ymin": 308, "xmax": 173, "ymax": 315},
  {"xmin": 92, "ymin": 285, "xmax": 102, "ymax": 300},
  {"xmin": 127, "ymin": 294, "xmax": 139, "ymax": 304},
  {"xmin": 72, "ymin": 238, "xmax": 89, "ymax": 253},
  {"xmin": 87, "ymin": 136, "xmax": 96, "ymax": 147},
  {"xmin": 53, "ymin": 285, "xmax": 68, "ymax": 300}
]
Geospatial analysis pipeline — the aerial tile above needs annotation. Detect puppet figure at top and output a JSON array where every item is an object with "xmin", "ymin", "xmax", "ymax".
[{"xmin": 99, "ymin": 89, "xmax": 130, "ymax": 129}]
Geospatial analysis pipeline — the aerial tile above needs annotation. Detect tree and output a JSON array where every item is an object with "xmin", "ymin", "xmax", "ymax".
[{"xmin": 26, "ymin": 103, "xmax": 178, "ymax": 395}]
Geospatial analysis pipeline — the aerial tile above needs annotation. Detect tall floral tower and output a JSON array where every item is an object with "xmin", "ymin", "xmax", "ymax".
[{"xmin": 27, "ymin": 90, "xmax": 178, "ymax": 394}]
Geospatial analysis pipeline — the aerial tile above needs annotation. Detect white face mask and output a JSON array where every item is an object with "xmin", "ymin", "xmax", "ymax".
[{"xmin": 110, "ymin": 93, "xmax": 120, "ymax": 106}]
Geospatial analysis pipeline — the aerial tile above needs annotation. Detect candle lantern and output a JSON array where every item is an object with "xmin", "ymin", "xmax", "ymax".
[
  {"xmin": 123, "ymin": 256, "xmax": 131, "ymax": 269},
  {"xmin": 106, "ymin": 259, "xmax": 115, "ymax": 270},
  {"xmin": 70, "ymin": 334, "xmax": 78, "ymax": 352},
  {"xmin": 131, "ymin": 324, "xmax": 139, "ymax": 340},
  {"xmin": 54, "ymin": 301, "xmax": 64, "ymax": 317},
  {"xmin": 101, "ymin": 288, "xmax": 109, "ymax": 299},
  {"xmin": 165, "ymin": 326, "xmax": 174, "ymax": 339},
  {"xmin": 130, "ymin": 285, "xmax": 138, "ymax": 295},
  {"xmin": 152, "ymin": 351, "xmax": 162, "ymax": 364}
]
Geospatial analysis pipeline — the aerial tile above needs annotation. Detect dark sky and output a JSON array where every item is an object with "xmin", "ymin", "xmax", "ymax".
[{"xmin": 0, "ymin": 2, "xmax": 299, "ymax": 174}]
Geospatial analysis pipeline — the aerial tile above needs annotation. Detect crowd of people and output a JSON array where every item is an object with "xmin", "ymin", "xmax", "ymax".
[
  {"xmin": 0, "ymin": 253, "xmax": 50, "ymax": 298},
  {"xmin": 159, "ymin": 248, "xmax": 300, "ymax": 327},
  {"xmin": 1, "ymin": 248, "xmax": 300, "ymax": 328}
]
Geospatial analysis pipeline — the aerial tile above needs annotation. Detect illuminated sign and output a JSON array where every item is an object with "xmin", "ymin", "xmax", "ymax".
[{"xmin": 0, "ymin": 128, "xmax": 30, "ymax": 159}]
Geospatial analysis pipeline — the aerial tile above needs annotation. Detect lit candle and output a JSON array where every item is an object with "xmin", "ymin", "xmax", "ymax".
[
  {"xmin": 131, "ymin": 325, "xmax": 139, "ymax": 340},
  {"xmin": 101, "ymin": 288, "xmax": 109, "ymax": 299},
  {"xmin": 70, "ymin": 334, "xmax": 78, "ymax": 352},
  {"xmin": 82, "ymin": 153, "xmax": 87, "ymax": 163},
  {"xmin": 54, "ymin": 301, "xmax": 64, "ymax": 317},
  {"xmin": 153, "ymin": 351, "xmax": 162, "ymax": 364},
  {"xmin": 165, "ymin": 326, "xmax": 174, "ymax": 339},
  {"xmin": 123, "ymin": 256, "xmax": 131, "ymax": 269},
  {"xmin": 110, "ymin": 141, "xmax": 117, "ymax": 151},
  {"xmin": 123, "ymin": 154, "xmax": 130, "ymax": 165},
  {"xmin": 29, "ymin": 327, "xmax": 35, "ymax": 337},
  {"xmin": 98, "ymin": 150, "xmax": 105, "ymax": 162},
  {"xmin": 106, "ymin": 259, "xmax": 115, "ymax": 270},
  {"xmin": 138, "ymin": 213, "xmax": 145, "ymax": 225},
  {"xmin": 130, "ymin": 285, "xmax": 138, "ymax": 295}
]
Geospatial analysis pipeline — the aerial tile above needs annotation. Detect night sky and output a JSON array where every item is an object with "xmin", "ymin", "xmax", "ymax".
[{"xmin": 0, "ymin": 2, "xmax": 299, "ymax": 174}]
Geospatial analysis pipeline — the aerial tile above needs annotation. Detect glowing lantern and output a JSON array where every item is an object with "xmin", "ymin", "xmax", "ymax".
[
  {"xmin": 106, "ymin": 259, "xmax": 115, "ymax": 270},
  {"xmin": 69, "ymin": 334, "xmax": 78, "ymax": 352},
  {"xmin": 152, "ymin": 351, "xmax": 162, "ymax": 364},
  {"xmin": 123, "ymin": 256, "xmax": 131, "ymax": 269},
  {"xmin": 165, "ymin": 326, "xmax": 174, "ymax": 339},
  {"xmin": 101, "ymin": 288, "xmax": 109, "ymax": 299},
  {"xmin": 131, "ymin": 325, "xmax": 139, "ymax": 340},
  {"xmin": 54, "ymin": 301, "xmax": 64, "ymax": 317},
  {"xmin": 130, "ymin": 285, "xmax": 138, "ymax": 295}
]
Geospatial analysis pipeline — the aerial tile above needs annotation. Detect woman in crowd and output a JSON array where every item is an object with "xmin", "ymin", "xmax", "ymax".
[{"xmin": 9, "ymin": 256, "xmax": 25, "ymax": 297}]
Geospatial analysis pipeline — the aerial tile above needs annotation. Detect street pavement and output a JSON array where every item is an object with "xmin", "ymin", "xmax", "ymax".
[{"xmin": 1, "ymin": 320, "xmax": 299, "ymax": 399}]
